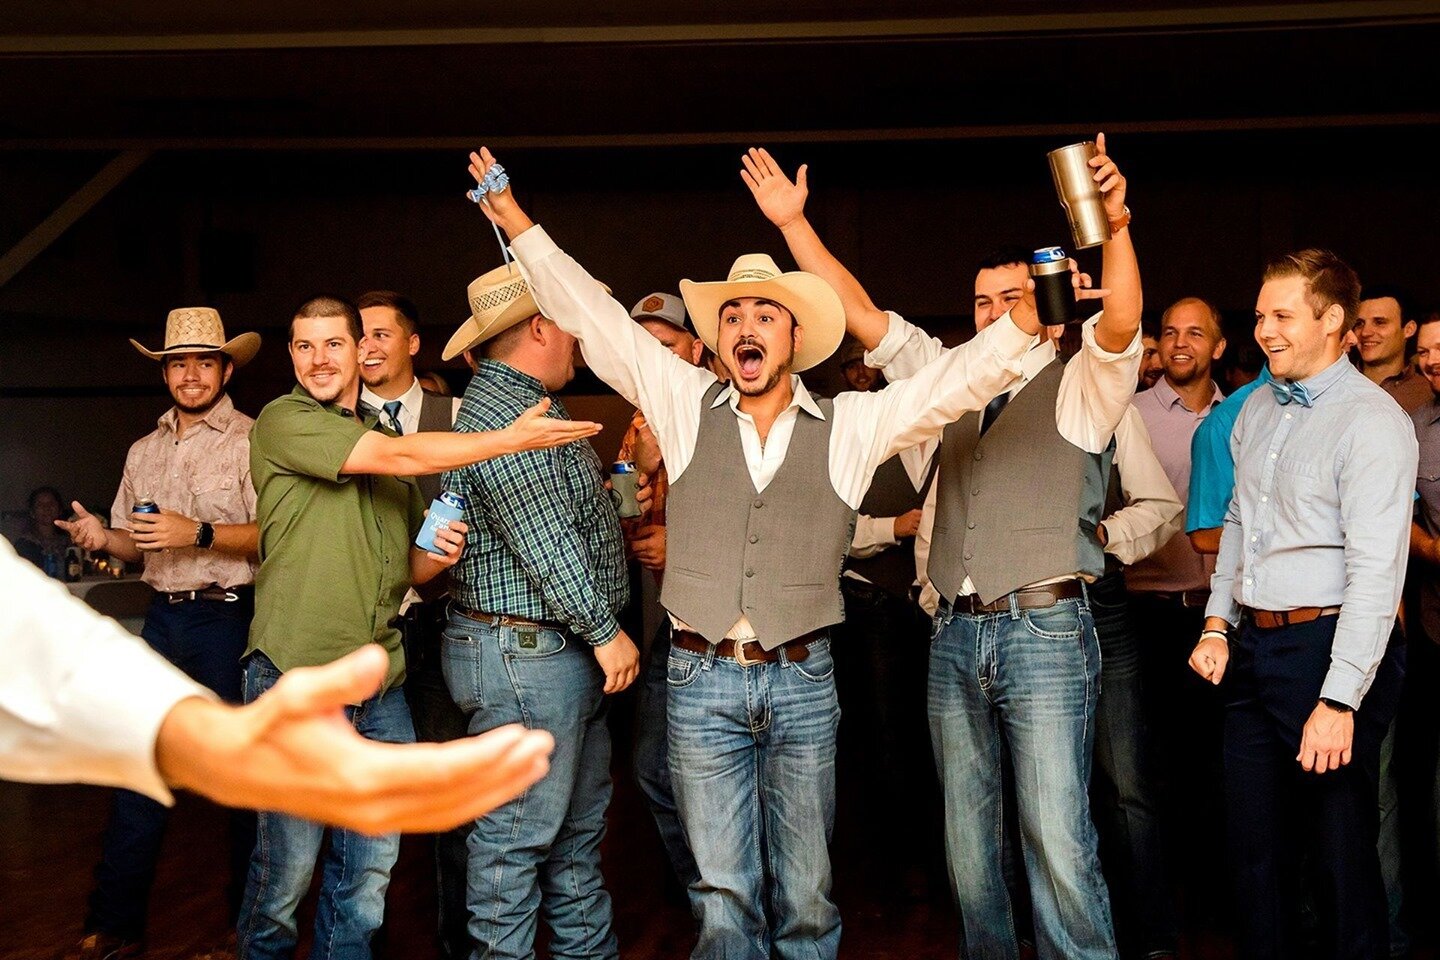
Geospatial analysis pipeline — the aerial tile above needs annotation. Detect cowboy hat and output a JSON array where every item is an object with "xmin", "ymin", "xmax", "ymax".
[
  {"xmin": 129, "ymin": 308, "xmax": 261, "ymax": 367},
  {"xmin": 442, "ymin": 263, "xmax": 542, "ymax": 361},
  {"xmin": 679, "ymin": 254, "xmax": 844, "ymax": 373}
]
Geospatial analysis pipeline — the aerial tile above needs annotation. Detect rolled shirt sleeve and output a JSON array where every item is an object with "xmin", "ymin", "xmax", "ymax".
[
  {"xmin": 1101, "ymin": 406, "xmax": 1184, "ymax": 566},
  {"xmin": 0, "ymin": 539, "xmax": 211, "ymax": 803}
]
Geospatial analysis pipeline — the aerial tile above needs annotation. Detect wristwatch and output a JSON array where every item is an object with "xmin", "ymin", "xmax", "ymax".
[
  {"xmin": 1108, "ymin": 205, "xmax": 1132, "ymax": 232},
  {"xmin": 1318, "ymin": 697, "xmax": 1353, "ymax": 713},
  {"xmin": 195, "ymin": 521, "xmax": 216, "ymax": 550}
]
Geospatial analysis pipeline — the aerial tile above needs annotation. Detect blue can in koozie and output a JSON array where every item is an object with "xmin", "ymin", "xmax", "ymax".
[
  {"xmin": 133, "ymin": 497, "xmax": 161, "ymax": 515},
  {"xmin": 415, "ymin": 491, "xmax": 467, "ymax": 554}
]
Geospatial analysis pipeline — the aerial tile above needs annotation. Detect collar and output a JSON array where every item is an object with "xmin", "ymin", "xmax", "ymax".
[
  {"xmin": 360, "ymin": 376, "xmax": 423, "ymax": 417},
  {"xmin": 1021, "ymin": 338, "xmax": 1057, "ymax": 382},
  {"xmin": 1152, "ymin": 375, "xmax": 1223, "ymax": 413},
  {"xmin": 158, "ymin": 392, "xmax": 236, "ymax": 434},
  {"xmin": 710, "ymin": 374, "xmax": 826, "ymax": 421},
  {"xmin": 1291, "ymin": 353, "xmax": 1351, "ymax": 402},
  {"xmin": 1381, "ymin": 365, "xmax": 1419, "ymax": 388},
  {"xmin": 290, "ymin": 384, "xmax": 373, "ymax": 423},
  {"xmin": 475, "ymin": 358, "xmax": 547, "ymax": 397}
]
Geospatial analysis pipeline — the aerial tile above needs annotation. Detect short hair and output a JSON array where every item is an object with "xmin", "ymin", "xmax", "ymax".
[
  {"xmin": 1227, "ymin": 338, "xmax": 1265, "ymax": 375},
  {"xmin": 356, "ymin": 290, "xmax": 420, "ymax": 336},
  {"xmin": 1357, "ymin": 285, "xmax": 1413, "ymax": 322},
  {"xmin": 481, "ymin": 314, "xmax": 542, "ymax": 360},
  {"xmin": 27, "ymin": 485, "xmax": 62, "ymax": 512},
  {"xmin": 1161, "ymin": 296, "xmax": 1225, "ymax": 342},
  {"xmin": 1262, "ymin": 249, "xmax": 1361, "ymax": 327},
  {"xmin": 290, "ymin": 294, "xmax": 362, "ymax": 344},
  {"xmin": 1417, "ymin": 307, "xmax": 1440, "ymax": 334},
  {"xmin": 977, "ymin": 245, "xmax": 1034, "ymax": 272}
]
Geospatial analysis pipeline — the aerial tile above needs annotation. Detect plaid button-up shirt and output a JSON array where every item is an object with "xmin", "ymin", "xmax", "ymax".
[{"xmin": 443, "ymin": 360, "xmax": 628, "ymax": 645}]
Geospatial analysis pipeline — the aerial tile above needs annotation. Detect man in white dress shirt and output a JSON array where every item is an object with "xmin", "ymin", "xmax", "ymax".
[{"xmin": 465, "ymin": 146, "xmax": 1043, "ymax": 960}]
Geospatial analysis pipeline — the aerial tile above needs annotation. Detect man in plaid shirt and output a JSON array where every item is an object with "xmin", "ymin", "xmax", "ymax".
[{"xmin": 438, "ymin": 262, "xmax": 638, "ymax": 960}]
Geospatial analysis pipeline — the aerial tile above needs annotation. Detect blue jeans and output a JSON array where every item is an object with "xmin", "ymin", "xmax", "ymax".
[
  {"xmin": 666, "ymin": 637, "xmax": 842, "ymax": 960},
  {"xmin": 929, "ymin": 594, "xmax": 1117, "ymax": 960},
  {"xmin": 1088, "ymin": 573, "xmax": 1175, "ymax": 958},
  {"xmin": 87, "ymin": 591, "xmax": 254, "ymax": 941},
  {"xmin": 238, "ymin": 651, "xmax": 415, "ymax": 960},
  {"xmin": 440, "ymin": 611, "xmax": 617, "ymax": 960},
  {"xmin": 633, "ymin": 622, "xmax": 701, "ymax": 903}
]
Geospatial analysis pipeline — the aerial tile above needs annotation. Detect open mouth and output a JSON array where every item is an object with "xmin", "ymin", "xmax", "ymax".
[{"xmin": 734, "ymin": 342, "xmax": 766, "ymax": 381}]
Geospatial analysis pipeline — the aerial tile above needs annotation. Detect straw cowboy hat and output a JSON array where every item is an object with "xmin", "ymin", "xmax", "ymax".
[
  {"xmin": 679, "ymin": 254, "xmax": 844, "ymax": 372},
  {"xmin": 442, "ymin": 263, "xmax": 541, "ymax": 361},
  {"xmin": 129, "ymin": 307, "xmax": 261, "ymax": 367}
]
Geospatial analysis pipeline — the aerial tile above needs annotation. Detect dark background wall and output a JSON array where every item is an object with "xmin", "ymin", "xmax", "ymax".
[{"xmin": 3, "ymin": 2, "xmax": 1438, "ymax": 513}]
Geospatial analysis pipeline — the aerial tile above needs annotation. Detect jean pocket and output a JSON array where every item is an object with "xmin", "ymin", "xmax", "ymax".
[
  {"xmin": 666, "ymin": 653, "xmax": 702, "ymax": 688},
  {"xmin": 440, "ymin": 628, "xmax": 485, "ymax": 713},
  {"xmin": 502, "ymin": 625, "xmax": 567, "ymax": 659},
  {"xmin": 789, "ymin": 642, "xmax": 835, "ymax": 684},
  {"xmin": 1020, "ymin": 603, "xmax": 1083, "ymax": 640}
]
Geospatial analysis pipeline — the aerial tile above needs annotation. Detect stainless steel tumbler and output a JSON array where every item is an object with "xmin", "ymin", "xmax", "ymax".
[{"xmin": 1047, "ymin": 142, "xmax": 1111, "ymax": 250}]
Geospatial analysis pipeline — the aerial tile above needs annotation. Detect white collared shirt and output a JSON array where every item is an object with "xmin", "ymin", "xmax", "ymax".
[
  {"xmin": 509, "ymin": 226, "xmax": 1035, "ymax": 638},
  {"xmin": 360, "ymin": 376, "xmax": 425, "ymax": 435},
  {"xmin": 0, "ymin": 538, "xmax": 209, "ymax": 804}
]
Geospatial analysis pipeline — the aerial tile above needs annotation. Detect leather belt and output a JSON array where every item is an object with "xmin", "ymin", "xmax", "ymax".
[
  {"xmin": 952, "ymin": 579, "xmax": 1085, "ymax": 616},
  {"xmin": 1244, "ymin": 605, "xmax": 1342, "ymax": 629},
  {"xmin": 671, "ymin": 628, "xmax": 821, "ymax": 666},
  {"xmin": 165, "ymin": 585, "xmax": 252, "ymax": 604},
  {"xmin": 1145, "ymin": 589, "xmax": 1212, "ymax": 608},
  {"xmin": 454, "ymin": 606, "xmax": 566, "ymax": 633}
]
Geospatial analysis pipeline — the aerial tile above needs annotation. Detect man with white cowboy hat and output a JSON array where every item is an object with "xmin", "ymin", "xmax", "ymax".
[
  {"xmin": 56, "ymin": 307, "xmax": 263, "ymax": 960},
  {"xmin": 465, "ymin": 146, "xmax": 1043, "ymax": 960},
  {"xmin": 436, "ymin": 262, "xmax": 638, "ymax": 960}
]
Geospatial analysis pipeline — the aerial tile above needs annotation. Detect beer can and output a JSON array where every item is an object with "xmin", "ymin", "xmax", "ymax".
[
  {"xmin": 133, "ymin": 498, "xmax": 161, "ymax": 515},
  {"xmin": 609, "ymin": 461, "xmax": 641, "ymax": 518},
  {"xmin": 611, "ymin": 460, "xmax": 636, "ymax": 474}
]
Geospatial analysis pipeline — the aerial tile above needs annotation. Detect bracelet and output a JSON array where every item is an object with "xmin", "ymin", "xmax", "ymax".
[
  {"xmin": 1198, "ymin": 629, "xmax": 1228, "ymax": 645},
  {"xmin": 1108, "ymin": 204, "xmax": 1132, "ymax": 232}
]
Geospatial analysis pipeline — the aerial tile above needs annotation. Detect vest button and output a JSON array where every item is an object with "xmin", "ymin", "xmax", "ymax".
[
  {"xmin": 973, "ymin": 451, "xmax": 982, "ymax": 461},
  {"xmin": 745, "ymin": 568, "xmax": 755, "ymax": 578},
  {"xmin": 963, "ymin": 551, "xmax": 973, "ymax": 560},
  {"xmin": 753, "ymin": 498, "xmax": 764, "ymax": 508},
  {"xmin": 967, "ymin": 521, "xmax": 975, "ymax": 529},
  {"xmin": 749, "ymin": 534, "xmax": 759, "ymax": 544},
  {"xmin": 971, "ymin": 488, "xmax": 979, "ymax": 496}
]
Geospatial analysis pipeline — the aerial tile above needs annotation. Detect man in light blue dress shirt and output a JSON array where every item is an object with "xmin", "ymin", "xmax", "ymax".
[{"xmin": 1189, "ymin": 250, "xmax": 1415, "ymax": 959}]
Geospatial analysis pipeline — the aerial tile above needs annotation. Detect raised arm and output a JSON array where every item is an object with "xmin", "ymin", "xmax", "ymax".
[
  {"xmin": 341, "ymin": 398, "xmax": 600, "ymax": 476},
  {"xmin": 1089, "ymin": 133, "xmax": 1141, "ymax": 354},
  {"xmin": 741, "ymin": 148, "xmax": 892, "ymax": 351}
]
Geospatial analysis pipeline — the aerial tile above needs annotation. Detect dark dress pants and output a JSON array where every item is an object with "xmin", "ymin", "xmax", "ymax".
[
  {"xmin": 86, "ymin": 591, "xmax": 254, "ymax": 940},
  {"xmin": 1224, "ymin": 615, "xmax": 1404, "ymax": 960}
]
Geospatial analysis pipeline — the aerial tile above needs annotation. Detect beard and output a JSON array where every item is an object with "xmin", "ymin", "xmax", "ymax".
[{"xmin": 172, "ymin": 390, "xmax": 221, "ymax": 415}]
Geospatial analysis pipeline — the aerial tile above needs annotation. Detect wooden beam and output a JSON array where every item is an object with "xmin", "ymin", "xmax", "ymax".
[{"xmin": 0, "ymin": 149, "xmax": 151, "ymax": 289}]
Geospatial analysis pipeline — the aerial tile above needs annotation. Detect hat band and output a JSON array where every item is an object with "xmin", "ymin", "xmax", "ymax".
[
  {"xmin": 164, "ymin": 342, "xmax": 224, "ymax": 350},
  {"xmin": 728, "ymin": 269, "xmax": 780, "ymax": 282}
]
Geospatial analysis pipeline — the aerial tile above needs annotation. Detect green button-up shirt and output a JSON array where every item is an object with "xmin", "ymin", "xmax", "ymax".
[{"xmin": 247, "ymin": 386, "xmax": 424, "ymax": 691}]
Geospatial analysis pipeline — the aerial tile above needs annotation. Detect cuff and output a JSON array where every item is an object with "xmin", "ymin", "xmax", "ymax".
[
  {"xmin": 582, "ymin": 616, "xmax": 621, "ymax": 648},
  {"xmin": 1079, "ymin": 311, "xmax": 1143, "ymax": 361},
  {"xmin": 862, "ymin": 311, "xmax": 913, "ymax": 369},
  {"xmin": 986, "ymin": 311, "xmax": 1042, "ymax": 362},
  {"xmin": 1319, "ymin": 666, "xmax": 1365, "ymax": 711},
  {"xmin": 509, "ymin": 224, "xmax": 559, "ymax": 262},
  {"xmin": 1203, "ymin": 590, "xmax": 1241, "ymax": 627}
]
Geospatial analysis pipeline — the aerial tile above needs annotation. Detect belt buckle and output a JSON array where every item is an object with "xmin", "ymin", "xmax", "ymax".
[
  {"xmin": 733, "ymin": 639, "xmax": 764, "ymax": 666},
  {"xmin": 167, "ymin": 593, "xmax": 185, "ymax": 605},
  {"xmin": 221, "ymin": 589, "xmax": 238, "ymax": 602}
]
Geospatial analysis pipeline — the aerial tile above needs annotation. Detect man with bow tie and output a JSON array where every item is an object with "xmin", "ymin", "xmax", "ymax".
[{"xmin": 1189, "ymin": 249, "xmax": 1416, "ymax": 959}]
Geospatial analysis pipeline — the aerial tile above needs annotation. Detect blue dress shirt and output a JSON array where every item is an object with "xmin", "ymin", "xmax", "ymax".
[
  {"xmin": 1205, "ymin": 355, "xmax": 1417, "ymax": 708},
  {"xmin": 1186, "ymin": 367, "xmax": 1272, "ymax": 533}
]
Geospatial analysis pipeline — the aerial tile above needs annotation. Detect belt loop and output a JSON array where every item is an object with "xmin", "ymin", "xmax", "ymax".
[
  {"xmin": 1080, "ymin": 579, "xmax": 1090, "ymax": 605},
  {"xmin": 1007, "ymin": 591, "xmax": 1020, "ymax": 620},
  {"xmin": 702, "ymin": 641, "xmax": 717, "ymax": 670}
]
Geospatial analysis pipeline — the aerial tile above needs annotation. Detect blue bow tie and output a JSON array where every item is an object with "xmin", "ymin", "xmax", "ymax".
[{"xmin": 1269, "ymin": 379, "xmax": 1314, "ymax": 408}]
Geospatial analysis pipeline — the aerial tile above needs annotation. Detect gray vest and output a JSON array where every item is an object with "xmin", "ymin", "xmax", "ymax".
[
  {"xmin": 845, "ymin": 452, "xmax": 935, "ymax": 598},
  {"xmin": 929, "ymin": 359, "xmax": 1113, "ymax": 604},
  {"xmin": 415, "ymin": 390, "xmax": 453, "ymax": 503},
  {"xmin": 663, "ymin": 382, "xmax": 857, "ymax": 649}
]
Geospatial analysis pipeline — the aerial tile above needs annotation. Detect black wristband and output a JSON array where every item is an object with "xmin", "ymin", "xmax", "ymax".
[
  {"xmin": 195, "ymin": 521, "xmax": 216, "ymax": 550},
  {"xmin": 1318, "ymin": 697, "xmax": 1353, "ymax": 713}
]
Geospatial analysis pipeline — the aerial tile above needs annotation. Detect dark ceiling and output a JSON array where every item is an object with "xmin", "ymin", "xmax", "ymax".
[{"xmin": 1, "ymin": 1, "xmax": 1436, "ymax": 147}]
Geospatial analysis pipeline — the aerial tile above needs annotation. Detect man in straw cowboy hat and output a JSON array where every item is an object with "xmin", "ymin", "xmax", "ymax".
[
  {"xmin": 465, "ymin": 146, "xmax": 1044, "ymax": 960},
  {"xmin": 55, "ymin": 307, "xmax": 263, "ymax": 960},
  {"xmin": 237, "ymin": 295, "xmax": 598, "ymax": 960},
  {"xmin": 432, "ymin": 261, "xmax": 637, "ymax": 960},
  {"xmin": 744, "ymin": 139, "xmax": 1142, "ymax": 960}
]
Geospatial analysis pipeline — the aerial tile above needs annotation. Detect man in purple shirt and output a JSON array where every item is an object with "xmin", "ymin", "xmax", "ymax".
[{"xmin": 1126, "ymin": 296, "xmax": 1227, "ymax": 927}]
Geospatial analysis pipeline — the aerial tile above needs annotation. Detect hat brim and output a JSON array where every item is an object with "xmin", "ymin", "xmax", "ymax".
[
  {"xmin": 441, "ymin": 298, "xmax": 541, "ymax": 362},
  {"xmin": 129, "ymin": 331, "xmax": 261, "ymax": 368},
  {"xmin": 679, "ymin": 270, "xmax": 845, "ymax": 373}
]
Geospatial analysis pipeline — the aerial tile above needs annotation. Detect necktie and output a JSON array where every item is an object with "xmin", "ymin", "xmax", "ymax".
[
  {"xmin": 1268, "ymin": 380, "xmax": 1313, "ymax": 408},
  {"xmin": 980, "ymin": 391, "xmax": 1010, "ymax": 436},
  {"xmin": 382, "ymin": 400, "xmax": 405, "ymax": 435}
]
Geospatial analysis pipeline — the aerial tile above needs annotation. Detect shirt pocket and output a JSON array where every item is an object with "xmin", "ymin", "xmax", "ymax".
[
  {"xmin": 191, "ymin": 474, "xmax": 245, "ymax": 523},
  {"xmin": 1273, "ymin": 454, "xmax": 1326, "ymax": 522},
  {"xmin": 1417, "ymin": 459, "xmax": 1440, "ymax": 518}
]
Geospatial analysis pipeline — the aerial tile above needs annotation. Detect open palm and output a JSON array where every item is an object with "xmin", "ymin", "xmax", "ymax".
[{"xmin": 741, "ymin": 148, "xmax": 808, "ymax": 229}]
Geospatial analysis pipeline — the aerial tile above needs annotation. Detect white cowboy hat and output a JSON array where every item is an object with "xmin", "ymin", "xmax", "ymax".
[
  {"xmin": 442, "ymin": 263, "xmax": 542, "ymax": 361},
  {"xmin": 129, "ymin": 307, "xmax": 261, "ymax": 367},
  {"xmin": 679, "ymin": 254, "xmax": 844, "ymax": 372}
]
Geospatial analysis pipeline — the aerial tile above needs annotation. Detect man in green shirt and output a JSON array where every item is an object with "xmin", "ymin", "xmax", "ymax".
[{"xmin": 239, "ymin": 295, "xmax": 600, "ymax": 960}]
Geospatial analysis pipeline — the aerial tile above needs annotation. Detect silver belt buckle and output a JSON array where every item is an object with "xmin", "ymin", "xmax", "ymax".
[{"xmin": 732, "ymin": 639, "xmax": 764, "ymax": 666}]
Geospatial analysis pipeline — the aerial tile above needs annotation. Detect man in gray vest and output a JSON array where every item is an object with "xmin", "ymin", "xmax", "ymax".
[
  {"xmin": 356, "ymin": 290, "xmax": 470, "ymax": 960},
  {"xmin": 466, "ymin": 146, "xmax": 1043, "ymax": 960},
  {"xmin": 747, "ymin": 139, "xmax": 1141, "ymax": 960}
]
